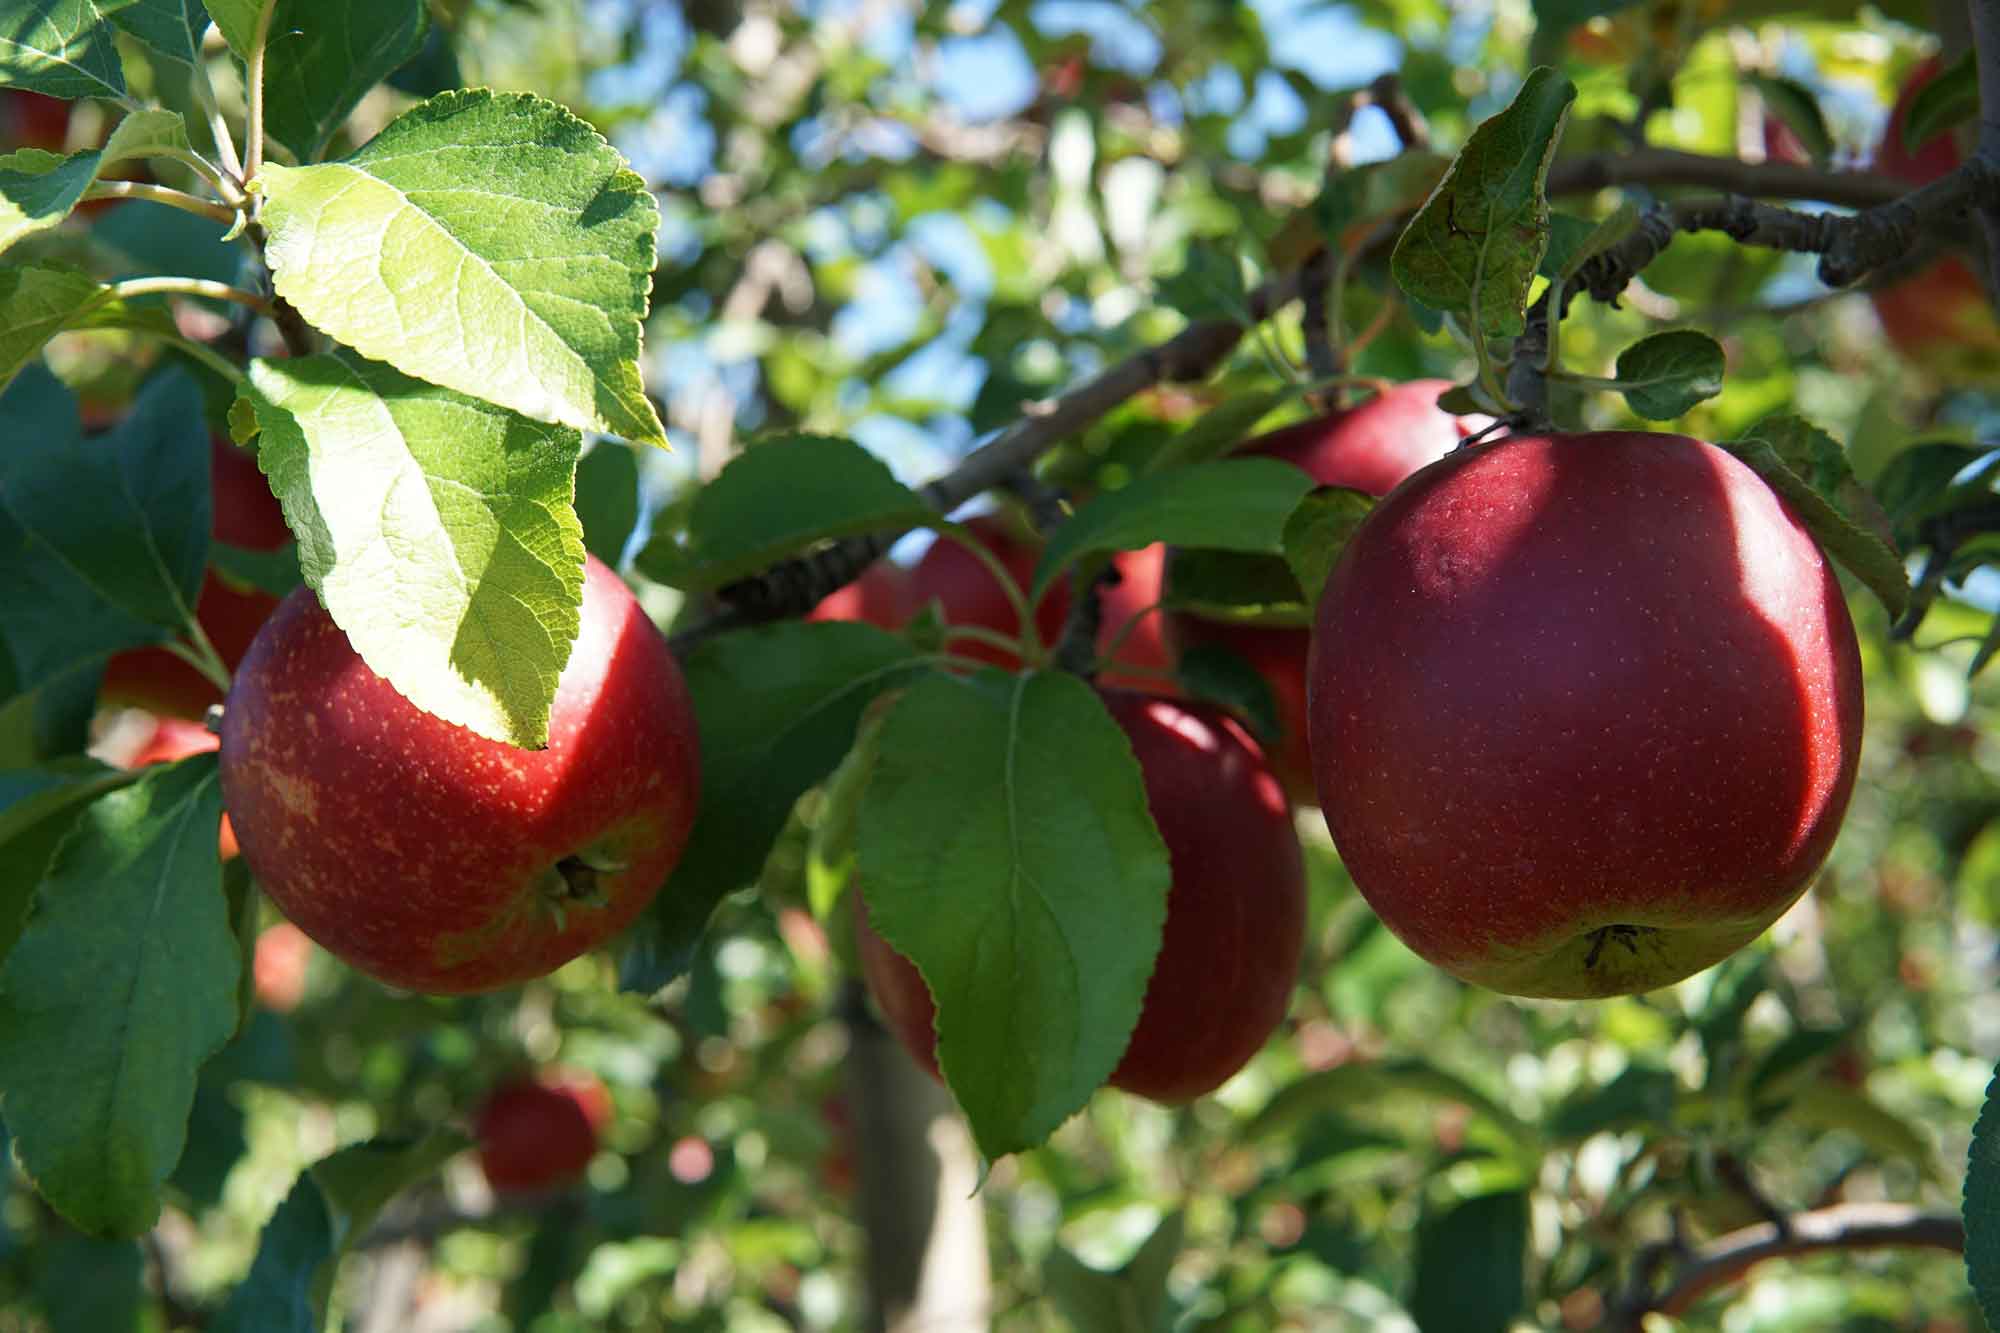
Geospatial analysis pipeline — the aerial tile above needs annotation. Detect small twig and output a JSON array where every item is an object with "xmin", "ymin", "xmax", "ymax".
[
  {"xmin": 80, "ymin": 180, "xmax": 238, "ymax": 225},
  {"xmin": 1051, "ymin": 565, "xmax": 1112, "ymax": 677},
  {"xmin": 106, "ymin": 276, "xmax": 275, "ymax": 316},
  {"xmin": 189, "ymin": 28, "xmax": 245, "ymax": 186},
  {"xmin": 243, "ymin": 0, "xmax": 281, "ymax": 185},
  {"xmin": 1365, "ymin": 72, "xmax": 1430, "ymax": 151}
]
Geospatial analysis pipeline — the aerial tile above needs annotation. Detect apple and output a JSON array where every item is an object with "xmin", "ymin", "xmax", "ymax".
[
  {"xmin": 3, "ymin": 90, "xmax": 72, "ymax": 153},
  {"xmin": 1168, "ymin": 379, "xmax": 1486, "ymax": 802},
  {"xmin": 250, "ymin": 922, "xmax": 313, "ymax": 1012},
  {"xmin": 217, "ymin": 555, "xmax": 702, "ymax": 994},
  {"xmin": 475, "ymin": 1069, "xmax": 613, "ymax": 1194},
  {"xmin": 1307, "ymin": 431, "xmax": 1864, "ymax": 998},
  {"xmin": 100, "ymin": 437, "xmax": 290, "ymax": 720},
  {"xmin": 124, "ymin": 714, "xmax": 239, "ymax": 860},
  {"xmin": 853, "ymin": 687, "xmax": 1306, "ymax": 1104},
  {"xmin": 1869, "ymin": 57, "xmax": 2000, "ymax": 374},
  {"xmin": 807, "ymin": 559, "xmax": 910, "ymax": 625}
]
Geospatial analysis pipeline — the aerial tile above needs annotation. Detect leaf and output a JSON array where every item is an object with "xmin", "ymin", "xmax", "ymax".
[
  {"xmin": 199, "ymin": 0, "xmax": 262, "ymax": 58},
  {"xmin": 1904, "ymin": 50, "xmax": 1977, "ymax": 156},
  {"xmin": 1537, "ymin": 211, "xmax": 1600, "ymax": 281},
  {"xmin": 1750, "ymin": 74, "xmax": 1834, "ymax": 164},
  {"xmin": 0, "ymin": 370, "xmax": 162, "ymax": 700},
  {"xmin": 110, "ymin": 0, "xmax": 205, "ymax": 65},
  {"xmin": 0, "ymin": 0, "xmax": 131, "ymax": 100},
  {"xmin": 1173, "ymin": 642, "xmax": 1281, "ymax": 744},
  {"xmin": 573, "ymin": 440, "xmax": 639, "ymax": 567},
  {"xmin": 1248, "ymin": 1059, "xmax": 1536, "ymax": 1157},
  {"xmin": 258, "ymin": 89, "xmax": 665, "ymax": 446},
  {"xmin": 1043, "ymin": 1209, "xmax": 1185, "ymax": 1333},
  {"xmin": 1391, "ymin": 66, "xmax": 1576, "ymax": 339},
  {"xmin": 1409, "ymin": 1190, "xmax": 1529, "ymax": 1333},
  {"xmin": 33, "ymin": 1235, "xmax": 142, "ymax": 1333},
  {"xmin": 0, "ymin": 764, "xmax": 126, "ymax": 966},
  {"xmin": 1722, "ymin": 425, "xmax": 1909, "ymax": 619},
  {"xmin": 237, "ymin": 350, "xmax": 586, "ymax": 747},
  {"xmin": 1282, "ymin": 486, "xmax": 1374, "ymax": 606},
  {"xmin": 636, "ymin": 436, "xmax": 932, "ymax": 592},
  {"xmin": 1155, "ymin": 241, "xmax": 1246, "ymax": 322},
  {"xmin": 0, "ymin": 148, "xmax": 99, "ymax": 257},
  {"xmin": 0, "ymin": 662, "xmax": 101, "ymax": 767},
  {"xmin": 1968, "ymin": 1065, "xmax": 2000, "ymax": 1330},
  {"xmin": 1613, "ymin": 329, "xmax": 1724, "ymax": 420},
  {"xmin": 1158, "ymin": 547, "xmax": 1310, "ymax": 626},
  {"xmin": 262, "ymin": 0, "xmax": 429, "ymax": 163},
  {"xmin": 2, "ymin": 366, "xmax": 210, "ymax": 632},
  {"xmin": 856, "ymin": 671, "xmax": 1171, "ymax": 1158},
  {"xmin": 210, "ymin": 540, "xmax": 302, "ymax": 599},
  {"xmin": 0, "ymin": 263, "xmax": 141, "ymax": 390},
  {"xmin": 0, "ymin": 756, "xmax": 237, "ymax": 1237},
  {"xmin": 1871, "ymin": 443, "xmax": 1991, "ymax": 546},
  {"xmin": 1032, "ymin": 459, "xmax": 1315, "ymax": 600},
  {"xmin": 1745, "ymin": 1026, "xmax": 1851, "ymax": 1109},
  {"xmin": 1547, "ymin": 1064, "xmax": 1677, "ymax": 1140},
  {"xmin": 618, "ymin": 621, "xmax": 922, "ymax": 992},
  {"xmin": 1780, "ymin": 1084, "xmax": 1940, "ymax": 1181},
  {"xmin": 1551, "ymin": 202, "xmax": 1641, "ymax": 287},
  {"xmin": 1146, "ymin": 385, "xmax": 1295, "ymax": 474},
  {"xmin": 1530, "ymin": 0, "xmax": 1641, "ymax": 33},
  {"xmin": 210, "ymin": 1174, "xmax": 334, "ymax": 1333},
  {"xmin": 99, "ymin": 106, "xmax": 192, "ymax": 166}
]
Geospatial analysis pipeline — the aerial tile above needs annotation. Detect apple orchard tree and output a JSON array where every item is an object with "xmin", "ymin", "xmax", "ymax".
[{"xmin": 9, "ymin": 0, "xmax": 2000, "ymax": 1328}]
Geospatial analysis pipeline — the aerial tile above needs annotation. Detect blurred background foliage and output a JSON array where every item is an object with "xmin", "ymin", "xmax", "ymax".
[{"xmin": 10, "ymin": 0, "xmax": 2000, "ymax": 1327}]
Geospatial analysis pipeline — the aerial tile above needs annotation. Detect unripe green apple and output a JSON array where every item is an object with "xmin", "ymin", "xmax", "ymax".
[
  {"xmin": 854, "ymin": 688, "xmax": 1306, "ymax": 1103},
  {"xmin": 218, "ymin": 555, "xmax": 701, "ymax": 994},
  {"xmin": 1308, "ymin": 431, "xmax": 1864, "ymax": 998}
]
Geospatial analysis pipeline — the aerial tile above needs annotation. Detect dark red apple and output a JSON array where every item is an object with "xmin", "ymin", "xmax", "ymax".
[
  {"xmin": 101, "ymin": 437, "xmax": 289, "ymax": 720},
  {"xmin": 217, "ymin": 555, "xmax": 701, "ymax": 994},
  {"xmin": 2, "ymin": 90, "xmax": 72, "ymax": 153},
  {"xmin": 123, "ymin": 714, "xmax": 238, "ymax": 860},
  {"xmin": 1308, "ymin": 431, "xmax": 1864, "ymax": 998},
  {"xmin": 1095, "ymin": 542, "xmax": 1174, "ymax": 688},
  {"xmin": 854, "ymin": 688, "xmax": 1306, "ymax": 1104},
  {"xmin": 1869, "ymin": 57, "xmax": 2000, "ymax": 374},
  {"xmin": 1168, "ymin": 379, "xmax": 1486, "ymax": 801},
  {"xmin": 475, "ymin": 1069, "xmax": 613, "ymax": 1193},
  {"xmin": 907, "ymin": 514, "xmax": 1070, "ymax": 669},
  {"xmin": 807, "ymin": 560, "xmax": 910, "ymax": 625}
]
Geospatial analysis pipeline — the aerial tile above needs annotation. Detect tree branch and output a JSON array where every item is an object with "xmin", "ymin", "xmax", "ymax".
[{"xmin": 1604, "ymin": 1202, "xmax": 1963, "ymax": 1329}]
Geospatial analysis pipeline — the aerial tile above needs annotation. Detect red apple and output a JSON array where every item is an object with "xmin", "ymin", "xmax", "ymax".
[
  {"xmin": 100, "ymin": 437, "xmax": 289, "ymax": 720},
  {"xmin": 475, "ymin": 1069, "xmax": 612, "ymax": 1193},
  {"xmin": 854, "ymin": 688, "xmax": 1306, "ymax": 1103},
  {"xmin": 1095, "ymin": 543, "xmax": 1173, "ymax": 688},
  {"xmin": 217, "ymin": 555, "xmax": 702, "ymax": 994},
  {"xmin": 1869, "ymin": 58, "xmax": 2000, "ymax": 373},
  {"xmin": 3, "ymin": 90, "xmax": 72, "ymax": 153},
  {"xmin": 123, "ymin": 715, "xmax": 239, "ymax": 860},
  {"xmin": 251, "ymin": 922, "xmax": 312, "ymax": 1012},
  {"xmin": 1308, "ymin": 431, "xmax": 1864, "ymax": 998},
  {"xmin": 807, "ymin": 560, "xmax": 910, "ymax": 625},
  {"xmin": 907, "ymin": 514, "xmax": 1070, "ymax": 668},
  {"xmin": 1168, "ymin": 379, "xmax": 1486, "ymax": 801}
]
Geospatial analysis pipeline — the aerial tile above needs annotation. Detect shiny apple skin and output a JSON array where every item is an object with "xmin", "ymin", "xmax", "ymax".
[
  {"xmin": 1308, "ymin": 432, "xmax": 1864, "ymax": 999},
  {"xmin": 855, "ymin": 688, "xmax": 1306, "ymax": 1104},
  {"xmin": 218, "ymin": 556, "xmax": 701, "ymax": 994}
]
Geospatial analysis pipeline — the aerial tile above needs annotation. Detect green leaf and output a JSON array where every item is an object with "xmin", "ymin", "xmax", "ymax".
[
  {"xmin": 1551, "ymin": 202, "xmax": 1641, "ymax": 289},
  {"xmin": 0, "ymin": 370, "xmax": 162, "ymax": 701},
  {"xmin": 1871, "ymin": 443, "xmax": 1991, "ymax": 547},
  {"xmin": 1391, "ymin": 66, "xmax": 1576, "ymax": 339},
  {"xmin": 0, "ymin": 762, "xmax": 129, "ymax": 966},
  {"xmin": 110, "ymin": 0, "xmax": 205, "ymax": 65},
  {"xmin": 1968, "ymin": 1065, "xmax": 2000, "ymax": 1330},
  {"xmin": 2, "ymin": 365, "xmax": 210, "ymax": 632},
  {"xmin": 1547, "ymin": 1064, "xmax": 1677, "ymax": 1140},
  {"xmin": 210, "ymin": 540, "xmax": 302, "ymax": 598},
  {"xmin": 33, "ymin": 1235, "xmax": 142, "ymax": 1333},
  {"xmin": 1904, "ymin": 51, "xmax": 1977, "ymax": 156},
  {"xmin": 636, "ymin": 436, "xmax": 933, "ymax": 592},
  {"xmin": 263, "ymin": 0, "xmax": 429, "ymax": 162},
  {"xmin": 1158, "ymin": 547, "xmax": 1309, "ymax": 626},
  {"xmin": 1530, "ymin": 0, "xmax": 1640, "ymax": 32},
  {"xmin": 1248, "ymin": 1059, "xmax": 1535, "ymax": 1157},
  {"xmin": 0, "ymin": 148, "xmax": 99, "ymax": 257},
  {"xmin": 198, "ymin": 0, "xmax": 261, "ymax": 58},
  {"xmin": 573, "ymin": 440, "xmax": 639, "ymax": 567},
  {"xmin": 1043, "ymin": 1210, "xmax": 1185, "ymax": 1333},
  {"xmin": 1537, "ymin": 211, "xmax": 1599, "ymax": 281},
  {"xmin": 1780, "ymin": 1084, "xmax": 1940, "ymax": 1181},
  {"xmin": 258, "ymin": 89, "xmax": 665, "ymax": 446},
  {"xmin": 1744, "ymin": 1026, "xmax": 1851, "ymax": 1109},
  {"xmin": 1722, "ymin": 422, "xmax": 1909, "ymax": 619},
  {"xmin": 0, "ymin": 662, "xmax": 102, "ymax": 767},
  {"xmin": 1613, "ymin": 329, "xmax": 1724, "ymax": 420},
  {"xmin": 0, "ymin": 263, "xmax": 155, "ymax": 391},
  {"xmin": 100, "ymin": 106, "xmax": 192, "ymax": 166},
  {"xmin": 618, "ymin": 621, "xmax": 922, "ymax": 992},
  {"xmin": 1172, "ymin": 642, "xmax": 1281, "ymax": 744},
  {"xmin": 0, "ymin": 0, "xmax": 132, "ymax": 100},
  {"xmin": 1145, "ymin": 385, "xmax": 1294, "ymax": 474},
  {"xmin": 857, "ymin": 671, "xmax": 1170, "ymax": 1158},
  {"xmin": 1750, "ymin": 74, "xmax": 1834, "ymax": 164},
  {"xmin": 237, "ymin": 350, "xmax": 586, "ymax": 748},
  {"xmin": 0, "ymin": 756, "xmax": 238, "ymax": 1237},
  {"xmin": 1281, "ymin": 486, "xmax": 1374, "ymax": 606},
  {"xmin": 1409, "ymin": 1190, "xmax": 1528, "ymax": 1333},
  {"xmin": 210, "ymin": 1174, "xmax": 335, "ymax": 1333},
  {"xmin": 1155, "ymin": 241, "xmax": 1246, "ymax": 323},
  {"xmin": 1032, "ymin": 459, "xmax": 1314, "ymax": 600}
]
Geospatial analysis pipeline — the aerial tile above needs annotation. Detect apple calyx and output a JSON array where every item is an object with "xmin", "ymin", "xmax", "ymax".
[{"xmin": 1582, "ymin": 924, "xmax": 1650, "ymax": 969}]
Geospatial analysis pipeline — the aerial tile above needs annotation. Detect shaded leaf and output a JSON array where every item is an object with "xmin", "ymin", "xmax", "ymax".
[
  {"xmin": 1613, "ymin": 329, "xmax": 1723, "ymax": 420},
  {"xmin": 1410, "ymin": 1190, "xmax": 1528, "ymax": 1333},
  {"xmin": 0, "ymin": 0, "xmax": 130, "ymax": 100},
  {"xmin": 1282, "ymin": 485, "xmax": 1374, "ymax": 606},
  {"xmin": 263, "ymin": 0, "xmax": 429, "ymax": 162}
]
